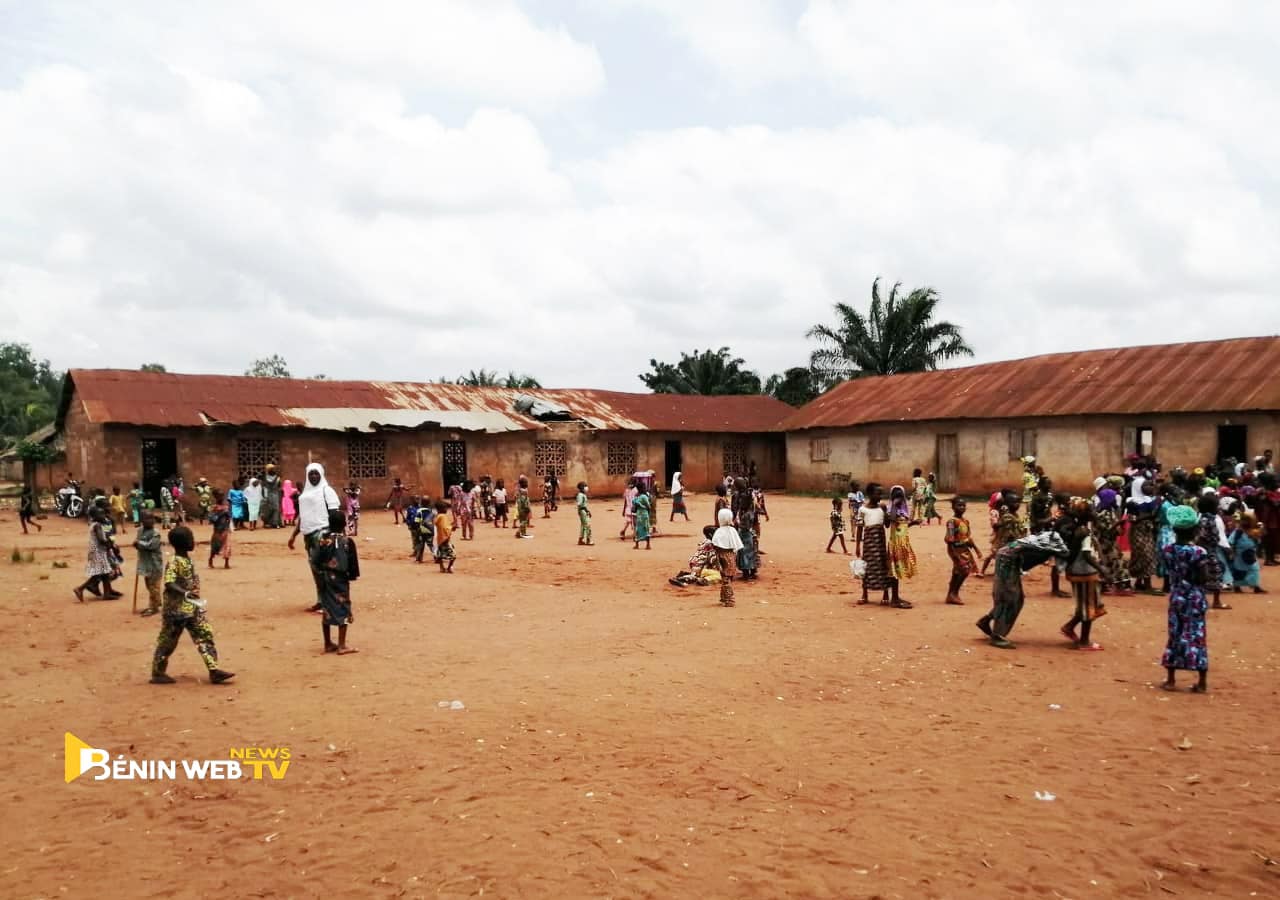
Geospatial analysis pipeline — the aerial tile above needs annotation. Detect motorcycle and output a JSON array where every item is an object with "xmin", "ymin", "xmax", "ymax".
[{"xmin": 55, "ymin": 481, "xmax": 84, "ymax": 518}]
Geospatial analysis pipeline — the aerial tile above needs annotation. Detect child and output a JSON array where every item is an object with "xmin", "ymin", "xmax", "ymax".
[
  {"xmin": 281, "ymin": 478, "xmax": 298, "ymax": 526},
  {"xmin": 405, "ymin": 496, "xmax": 422, "ymax": 558},
  {"xmin": 847, "ymin": 480, "xmax": 865, "ymax": 532},
  {"xmin": 910, "ymin": 469, "xmax": 927, "ymax": 522},
  {"xmin": 944, "ymin": 497, "xmax": 979, "ymax": 605},
  {"xmin": 1196, "ymin": 493, "xmax": 1233, "ymax": 609},
  {"xmin": 109, "ymin": 485, "xmax": 129, "ymax": 534},
  {"xmin": 543, "ymin": 476, "xmax": 555, "ymax": 518},
  {"xmin": 855, "ymin": 483, "xmax": 911, "ymax": 608},
  {"xmin": 243, "ymin": 477, "xmax": 262, "ymax": 530},
  {"xmin": 1229, "ymin": 511, "xmax": 1265, "ymax": 594},
  {"xmin": 208, "ymin": 490, "xmax": 232, "ymax": 569},
  {"xmin": 1160, "ymin": 504, "xmax": 1210, "ymax": 692},
  {"xmin": 415, "ymin": 498, "xmax": 436, "ymax": 564},
  {"xmin": 479, "ymin": 475, "xmax": 494, "ymax": 522},
  {"xmin": 344, "ymin": 481, "xmax": 361, "ymax": 536},
  {"xmin": 620, "ymin": 479, "xmax": 637, "ymax": 540},
  {"xmin": 669, "ymin": 472, "xmax": 689, "ymax": 522},
  {"xmin": 385, "ymin": 477, "xmax": 407, "ymax": 524},
  {"xmin": 736, "ymin": 504, "xmax": 758, "ymax": 579},
  {"xmin": 981, "ymin": 492, "xmax": 1025, "ymax": 577},
  {"xmin": 469, "ymin": 481, "xmax": 483, "ymax": 532},
  {"xmin": 1093, "ymin": 489, "xmax": 1133, "ymax": 596},
  {"xmin": 711, "ymin": 508, "xmax": 743, "ymax": 607},
  {"xmin": 19, "ymin": 483, "xmax": 41, "ymax": 534},
  {"xmin": 752, "ymin": 478, "xmax": 769, "ymax": 522},
  {"xmin": 1048, "ymin": 493, "xmax": 1075, "ymax": 598},
  {"xmin": 492, "ymin": 480, "xmax": 509, "ymax": 529},
  {"xmin": 887, "ymin": 485, "xmax": 918, "ymax": 597},
  {"xmin": 713, "ymin": 482, "xmax": 730, "ymax": 520},
  {"xmin": 434, "ymin": 499, "xmax": 456, "ymax": 572},
  {"xmin": 1062, "ymin": 499, "xmax": 1106, "ymax": 651},
  {"xmin": 669, "ymin": 526, "xmax": 719, "ymax": 587},
  {"xmin": 922, "ymin": 473, "xmax": 942, "ymax": 525},
  {"xmin": 978, "ymin": 530, "xmax": 1068, "ymax": 649},
  {"xmin": 311, "ymin": 509, "xmax": 360, "ymax": 654},
  {"xmin": 228, "ymin": 479, "xmax": 247, "ymax": 530},
  {"xmin": 576, "ymin": 482, "xmax": 593, "ymax": 546},
  {"xmin": 514, "ymin": 476, "xmax": 533, "ymax": 539},
  {"xmin": 194, "ymin": 477, "xmax": 213, "ymax": 524},
  {"xmin": 160, "ymin": 479, "xmax": 176, "ymax": 530},
  {"xmin": 129, "ymin": 481, "xmax": 145, "ymax": 526},
  {"xmin": 632, "ymin": 485, "xmax": 652, "ymax": 550},
  {"xmin": 826, "ymin": 497, "xmax": 848, "ymax": 554},
  {"xmin": 74, "ymin": 506, "xmax": 123, "ymax": 601},
  {"xmin": 150, "ymin": 525, "xmax": 235, "ymax": 685},
  {"xmin": 134, "ymin": 509, "xmax": 165, "ymax": 616},
  {"xmin": 456, "ymin": 480, "xmax": 475, "ymax": 541}
]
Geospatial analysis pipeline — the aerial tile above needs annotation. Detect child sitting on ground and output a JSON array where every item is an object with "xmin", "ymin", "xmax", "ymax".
[
  {"xmin": 311, "ymin": 509, "xmax": 360, "ymax": 654},
  {"xmin": 669, "ymin": 526, "xmax": 720, "ymax": 587}
]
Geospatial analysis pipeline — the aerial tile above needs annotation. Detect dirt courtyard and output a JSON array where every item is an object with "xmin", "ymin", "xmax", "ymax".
[{"xmin": 3, "ymin": 494, "xmax": 1278, "ymax": 899}]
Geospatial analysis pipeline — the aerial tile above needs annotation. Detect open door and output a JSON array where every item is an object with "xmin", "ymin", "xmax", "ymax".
[
  {"xmin": 141, "ymin": 438, "xmax": 178, "ymax": 504},
  {"xmin": 664, "ymin": 440, "xmax": 682, "ymax": 492},
  {"xmin": 1217, "ymin": 425, "xmax": 1247, "ymax": 463},
  {"xmin": 936, "ymin": 434, "xmax": 959, "ymax": 493}
]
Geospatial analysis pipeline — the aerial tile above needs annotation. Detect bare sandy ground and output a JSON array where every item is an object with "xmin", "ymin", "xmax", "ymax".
[{"xmin": 3, "ymin": 495, "xmax": 1278, "ymax": 899}]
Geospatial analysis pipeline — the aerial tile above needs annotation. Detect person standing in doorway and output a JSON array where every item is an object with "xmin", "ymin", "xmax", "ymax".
[
  {"xmin": 289, "ymin": 463, "xmax": 341, "ymax": 613},
  {"xmin": 261, "ymin": 464, "xmax": 283, "ymax": 528}
]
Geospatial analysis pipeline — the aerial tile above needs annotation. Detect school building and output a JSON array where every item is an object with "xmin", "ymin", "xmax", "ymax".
[
  {"xmin": 56, "ymin": 370, "xmax": 791, "ymax": 503},
  {"xmin": 780, "ymin": 336, "xmax": 1280, "ymax": 497}
]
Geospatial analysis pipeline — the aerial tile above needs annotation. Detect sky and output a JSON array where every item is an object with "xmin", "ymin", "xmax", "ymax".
[{"xmin": 2, "ymin": 0, "xmax": 1279, "ymax": 390}]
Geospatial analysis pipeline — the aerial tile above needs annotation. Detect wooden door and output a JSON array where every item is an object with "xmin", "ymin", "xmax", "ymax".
[{"xmin": 936, "ymin": 434, "xmax": 959, "ymax": 493}]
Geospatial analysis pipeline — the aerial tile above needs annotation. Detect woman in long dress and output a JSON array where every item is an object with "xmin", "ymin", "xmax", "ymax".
[
  {"xmin": 669, "ymin": 472, "xmax": 689, "ymax": 522},
  {"xmin": 631, "ymin": 486, "xmax": 652, "ymax": 550},
  {"xmin": 1160, "ymin": 506, "xmax": 1210, "ymax": 692},
  {"xmin": 854, "ymin": 484, "xmax": 911, "ymax": 609}
]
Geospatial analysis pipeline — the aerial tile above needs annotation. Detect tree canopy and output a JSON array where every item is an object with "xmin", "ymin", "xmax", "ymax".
[
  {"xmin": 140, "ymin": 363, "xmax": 167, "ymax": 373},
  {"xmin": 807, "ymin": 278, "xmax": 972, "ymax": 386},
  {"xmin": 447, "ymin": 369, "xmax": 542, "ymax": 389},
  {"xmin": 245, "ymin": 355, "xmax": 291, "ymax": 378},
  {"xmin": 764, "ymin": 367, "xmax": 820, "ymax": 407},
  {"xmin": 639, "ymin": 348, "xmax": 763, "ymax": 395},
  {"xmin": 0, "ymin": 343, "xmax": 62, "ymax": 449}
]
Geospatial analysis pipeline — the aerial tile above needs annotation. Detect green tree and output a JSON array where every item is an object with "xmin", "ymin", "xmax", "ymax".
[
  {"xmin": 455, "ymin": 368, "xmax": 501, "ymax": 387},
  {"xmin": 0, "ymin": 343, "xmax": 61, "ymax": 449},
  {"xmin": 764, "ymin": 367, "xmax": 820, "ymax": 407},
  {"xmin": 639, "ymin": 348, "xmax": 763, "ymax": 395},
  {"xmin": 245, "ymin": 355, "xmax": 291, "ymax": 378},
  {"xmin": 807, "ymin": 278, "xmax": 973, "ymax": 387},
  {"xmin": 502, "ymin": 372, "xmax": 542, "ymax": 389},
  {"xmin": 140, "ymin": 363, "xmax": 167, "ymax": 372}
]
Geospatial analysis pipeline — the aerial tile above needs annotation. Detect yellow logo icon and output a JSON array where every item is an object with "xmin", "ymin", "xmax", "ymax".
[{"xmin": 65, "ymin": 732, "xmax": 109, "ymax": 783}]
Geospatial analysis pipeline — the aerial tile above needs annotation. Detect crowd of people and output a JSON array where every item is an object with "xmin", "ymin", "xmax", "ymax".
[{"xmin": 30, "ymin": 448, "xmax": 1277, "ymax": 694}]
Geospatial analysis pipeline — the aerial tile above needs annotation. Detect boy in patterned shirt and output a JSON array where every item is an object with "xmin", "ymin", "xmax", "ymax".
[{"xmin": 150, "ymin": 525, "xmax": 235, "ymax": 685}]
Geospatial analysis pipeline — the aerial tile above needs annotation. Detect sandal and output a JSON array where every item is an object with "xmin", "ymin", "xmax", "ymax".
[{"xmin": 891, "ymin": 600, "xmax": 914, "ymax": 609}]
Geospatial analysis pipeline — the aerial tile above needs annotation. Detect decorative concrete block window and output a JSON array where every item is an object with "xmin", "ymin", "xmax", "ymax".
[
  {"xmin": 810, "ymin": 437, "xmax": 831, "ymax": 462},
  {"xmin": 868, "ymin": 433, "xmax": 891, "ymax": 462},
  {"xmin": 347, "ymin": 437, "xmax": 387, "ymax": 479},
  {"xmin": 534, "ymin": 440, "xmax": 568, "ymax": 477},
  {"xmin": 722, "ymin": 440, "xmax": 748, "ymax": 476},
  {"xmin": 1008, "ymin": 428, "xmax": 1037, "ymax": 460},
  {"xmin": 606, "ymin": 441, "xmax": 637, "ymax": 476},
  {"xmin": 236, "ymin": 438, "xmax": 280, "ymax": 482}
]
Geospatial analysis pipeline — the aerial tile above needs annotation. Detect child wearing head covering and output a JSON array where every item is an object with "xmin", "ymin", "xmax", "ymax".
[
  {"xmin": 1160, "ymin": 504, "xmax": 1210, "ymax": 692},
  {"xmin": 288, "ymin": 463, "xmax": 342, "ymax": 612},
  {"xmin": 887, "ymin": 485, "xmax": 918, "ymax": 588},
  {"xmin": 669, "ymin": 472, "xmax": 689, "ymax": 522},
  {"xmin": 1229, "ymin": 512, "xmax": 1265, "ymax": 594},
  {"xmin": 712, "ymin": 508, "xmax": 743, "ymax": 607},
  {"xmin": 281, "ymin": 479, "xmax": 298, "ymax": 526}
]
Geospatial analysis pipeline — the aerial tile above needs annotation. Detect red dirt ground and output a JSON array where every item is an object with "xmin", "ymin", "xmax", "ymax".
[{"xmin": 3, "ymin": 495, "xmax": 1278, "ymax": 899}]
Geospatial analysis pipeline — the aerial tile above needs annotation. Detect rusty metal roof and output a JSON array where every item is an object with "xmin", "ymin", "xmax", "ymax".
[
  {"xmin": 59, "ymin": 371, "xmax": 792, "ymax": 434},
  {"xmin": 780, "ymin": 336, "xmax": 1280, "ymax": 431}
]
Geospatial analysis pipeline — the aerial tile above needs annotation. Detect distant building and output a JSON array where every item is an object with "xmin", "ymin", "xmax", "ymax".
[
  {"xmin": 57, "ymin": 370, "xmax": 790, "ymax": 500},
  {"xmin": 780, "ymin": 336, "xmax": 1280, "ymax": 496}
]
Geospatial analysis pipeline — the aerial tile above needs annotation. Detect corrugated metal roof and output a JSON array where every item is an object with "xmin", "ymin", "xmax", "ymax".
[
  {"xmin": 60, "ymin": 371, "xmax": 792, "ymax": 434},
  {"xmin": 781, "ymin": 336, "xmax": 1280, "ymax": 431}
]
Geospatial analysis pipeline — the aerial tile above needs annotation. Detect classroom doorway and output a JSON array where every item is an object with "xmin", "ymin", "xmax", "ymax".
[
  {"xmin": 141, "ymin": 438, "xmax": 178, "ymax": 504},
  {"xmin": 664, "ymin": 440, "xmax": 682, "ymax": 491},
  {"xmin": 935, "ymin": 433, "xmax": 959, "ymax": 493},
  {"xmin": 1217, "ymin": 425, "xmax": 1247, "ymax": 464},
  {"xmin": 442, "ymin": 440, "xmax": 467, "ymax": 491}
]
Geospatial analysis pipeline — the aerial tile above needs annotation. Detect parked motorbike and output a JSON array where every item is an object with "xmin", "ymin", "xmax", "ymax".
[{"xmin": 55, "ymin": 480, "xmax": 84, "ymax": 518}]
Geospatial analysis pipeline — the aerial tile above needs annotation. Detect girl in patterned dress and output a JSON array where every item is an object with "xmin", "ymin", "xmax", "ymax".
[
  {"xmin": 1160, "ymin": 505, "xmax": 1209, "ymax": 692},
  {"xmin": 855, "ymin": 484, "xmax": 911, "ymax": 608},
  {"xmin": 887, "ymin": 485, "xmax": 918, "ymax": 586},
  {"xmin": 944, "ymin": 497, "xmax": 979, "ymax": 605},
  {"xmin": 1093, "ymin": 489, "xmax": 1133, "ymax": 595},
  {"xmin": 826, "ymin": 497, "xmax": 848, "ymax": 554}
]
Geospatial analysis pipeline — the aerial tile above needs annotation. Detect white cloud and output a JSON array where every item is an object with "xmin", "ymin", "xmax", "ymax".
[{"xmin": 1, "ymin": 1, "xmax": 1279, "ymax": 392}]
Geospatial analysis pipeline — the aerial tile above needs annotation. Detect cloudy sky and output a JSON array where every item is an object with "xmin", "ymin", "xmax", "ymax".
[{"xmin": 2, "ymin": 1, "xmax": 1278, "ymax": 389}]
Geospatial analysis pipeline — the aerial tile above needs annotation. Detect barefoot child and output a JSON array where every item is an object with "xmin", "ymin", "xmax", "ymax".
[
  {"xmin": 854, "ymin": 484, "xmax": 910, "ymax": 608},
  {"xmin": 1062, "ymin": 499, "xmax": 1107, "ymax": 651},
  {"xmin": 492, "ymin": 480, "xmax": 509, "ymax": 529},
  {"xmin": 150, "ymin": 525, "xmax": 235, "ymax": 685},
  {"xmin": 109, "ymin": 485, "xmax": 129, "ymax": 534},
  {"xmin": 944, "ymin": 497, "xmax": 979, "ymax": 605},
  {"xmin": 134, "ymin": 510, "xmax": 165, "ymax": 616},
  {"xmin": 977, "ymin": 530, "xmax": 1068, "ymax": 649},
  {"xmin": 826, "ymin": 497, "xmax": 848, "ymax": 554},
  {"xmin": 1229, "ymin": 511, "xmax": 1265, "ymax": 594},
  {"xmin": 311, "ymin": 509, "xmax": 360, "ymax": 654},
  {"xmin": 129, "ymin": 481, "xmax": 145, "ymax": 527},
  {"xmin": 208, "ymin": 490, "xmax": 232, "ymax": 569},
  {"xmin": 576, "ymin": 482, "xmax": 593, "ymax": 545},
  {"xmin": 1160, "ymin": 504, "xmax": 1210, "ymax": 692},
  {"xmin": 19, "ymin": 483, "xmax": 41, "ymax": 534},
  {"xmin": 344, "ymin": 480, "xmax": 361, "ymax": 536},
  {"xmin": 632, "ymin": 484, "xmax": 653, "ymax": 550},
  {"xmin": 433, "ymin": 500, "xmax": 456, "ymax": 572},
  {"xmin": 514, "ymin": 476, "xmax": 532, "ymax": 539},
  {"xmin": 711, "ymin": 508, "xmax": 743, "ymax": 607},
  {"xmin": 923, "ymin": 473, "xmax": 942, "ymax": 525}
]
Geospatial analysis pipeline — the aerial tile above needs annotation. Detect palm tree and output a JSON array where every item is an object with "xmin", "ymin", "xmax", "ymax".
[
  {"xmin": 455, "ymin": 369, "xmax": 501, "ymax": 387},
  {"xmin": 807, "ymin": 278, "xmax": 973, "ymax": 386},
  {"xmin": 639, "ymin": 348, "xmax": 763, "ymax": 395},
  {"xmin": 502, "ymin": 372, "xmax": 542, "ymax": 389}
]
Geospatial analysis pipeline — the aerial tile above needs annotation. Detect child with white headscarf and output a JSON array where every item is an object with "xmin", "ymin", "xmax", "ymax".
[
  {"xmin": 712, "ymin": 508, "xmax": 744, "ymax": 607},
  {"xmin": 288, "ymin": 463, "xmax": 342, "ymax": 612}
]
